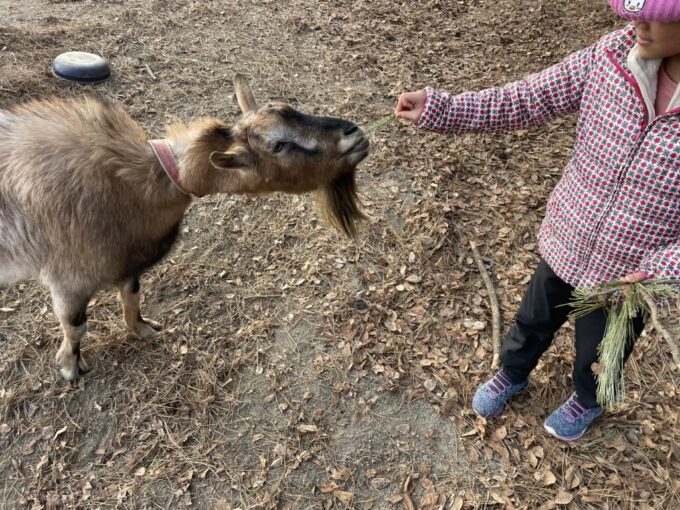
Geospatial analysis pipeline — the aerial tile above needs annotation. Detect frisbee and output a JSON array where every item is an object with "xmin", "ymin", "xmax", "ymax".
[{"xmin": 52, "ymin": 51, "xmax": 111, "ymax": 84}]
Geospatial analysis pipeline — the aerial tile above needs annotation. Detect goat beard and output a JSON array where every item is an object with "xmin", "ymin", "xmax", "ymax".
[{"xmin": 315, "ymin": 169, "xmax": 365, "ymax": 238}]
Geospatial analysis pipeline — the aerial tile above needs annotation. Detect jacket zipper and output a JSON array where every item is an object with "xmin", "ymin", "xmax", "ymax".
[
  {"xmin": 606, "ymin": 49, "xmax": 650, "ymax": 130},
  {"xmin": 580, "ymin": 51, "xmax": 654, "ymax": 278}
]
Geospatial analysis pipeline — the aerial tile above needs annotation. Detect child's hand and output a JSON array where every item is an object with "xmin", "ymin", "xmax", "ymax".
[
  {"xmin": 619, "ymin": 271, "xmax": 651, "ymax": 296},
  {"xmin": 395, "ymin": 90, "xmax": 427, "ymax": 124},
  {"xmin": 619, "ymin": 271, "xmax": 650, "ymax": 284}
]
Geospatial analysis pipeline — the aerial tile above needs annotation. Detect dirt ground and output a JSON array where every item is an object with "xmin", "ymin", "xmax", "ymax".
[{"xmin": 1, "ymin": 0, "xmax": 679, "ymax": 509}]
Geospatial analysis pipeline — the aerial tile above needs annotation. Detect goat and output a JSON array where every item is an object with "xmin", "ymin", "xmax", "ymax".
[{"xmin": 0, "ymin": 74, "xmax": 369, "ymax": 381}]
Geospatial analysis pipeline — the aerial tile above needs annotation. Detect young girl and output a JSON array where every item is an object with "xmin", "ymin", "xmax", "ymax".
[{"xmin": 395, "ymin": 0, "xmax": 680, "ymax": 441}]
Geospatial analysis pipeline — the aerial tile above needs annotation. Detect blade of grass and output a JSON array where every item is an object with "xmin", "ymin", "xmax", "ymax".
[{"xmin": 362, "ymin": 113, "xmax": 395, "ymax": 138}]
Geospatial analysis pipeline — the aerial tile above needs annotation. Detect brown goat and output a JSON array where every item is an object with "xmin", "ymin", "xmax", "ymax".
[{"xmin": 0, "ymin": 75, "xmax": 368, "ymax": 381}]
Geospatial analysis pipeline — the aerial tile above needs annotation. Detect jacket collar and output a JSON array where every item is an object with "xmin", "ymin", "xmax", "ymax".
[
  {"xmin": 612, "ymin": 25, "xmax": 680, "ymax": 119},
  {"xmin": 627, "ymin": 46, "xmax": 680, "ymax": 118}
]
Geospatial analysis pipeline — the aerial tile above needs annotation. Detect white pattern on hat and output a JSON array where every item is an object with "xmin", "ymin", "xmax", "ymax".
[{"xmin": 624, "ymin": 0, "xmax": 646, "ymax": 13}]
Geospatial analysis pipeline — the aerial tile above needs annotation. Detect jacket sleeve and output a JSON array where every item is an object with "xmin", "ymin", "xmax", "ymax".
[
  {"xmin": 639, "ymin": 242, "xmax": 680, "ymax": 280},
  {"xmin": 416, "ymin": 44, "xmax": 597, "ymax": 134}
]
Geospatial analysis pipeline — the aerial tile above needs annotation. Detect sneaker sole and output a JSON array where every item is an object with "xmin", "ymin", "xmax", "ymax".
[
  {"xmin": 543, "ymin": 409, "xmax": 603, "ymax": 442},
  {"xmin": 543, "ymin": 423, "xmax": 585, "ymax": 442},
  {"xmin": 472, "ymin": 404, "xmax": 506, "ymax": 420}
]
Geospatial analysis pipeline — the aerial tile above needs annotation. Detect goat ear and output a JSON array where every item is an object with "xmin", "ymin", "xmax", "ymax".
[
  {"xmin": 209, "ymin": 146, "xmax": 253, "ymax": 170},
  {"xmin": 233, "ymin": 73, "xmax": 258, "ymax": 115}
]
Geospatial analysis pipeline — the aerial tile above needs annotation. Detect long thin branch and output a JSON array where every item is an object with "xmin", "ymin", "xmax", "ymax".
[
  {"xmin": 639, "ymin": 288, "xmax": 680, "ymax": 371},
  {"xmin": 469, "ymin": 241, "xmax": 502, "ymax": 368}
]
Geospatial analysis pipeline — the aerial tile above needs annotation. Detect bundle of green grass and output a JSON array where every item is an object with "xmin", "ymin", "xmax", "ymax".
[{"xmin": 569, "ymin": 279, "xmax": 680, "ymax": 407}]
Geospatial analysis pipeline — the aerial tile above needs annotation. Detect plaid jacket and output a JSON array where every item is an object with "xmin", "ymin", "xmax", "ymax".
[{"xmin": 417, "ymin": 26, "xmax": 680, "ymax": 287}]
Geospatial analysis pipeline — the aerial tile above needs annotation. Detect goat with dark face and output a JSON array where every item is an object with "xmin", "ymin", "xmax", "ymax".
[{"xmin": 0, "ymin": 75, "xmax": 368, "ymax": 381}]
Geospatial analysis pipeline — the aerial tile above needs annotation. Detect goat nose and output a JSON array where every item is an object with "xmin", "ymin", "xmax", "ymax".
[{"xmin": 343, "ymin": 125, "xmax": 360, "ymax": 136}]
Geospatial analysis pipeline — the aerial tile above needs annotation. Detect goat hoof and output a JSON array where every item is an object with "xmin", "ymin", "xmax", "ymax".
[
  {"xmin": 132, "ymin": 318, "xmax": 162, "ymax": 338},
  {"xmin": 57, "ymin": 352, "xmax": 90, "ymax": 382},
  {"xmin": 78, "ymin": 356, "xmax": 91, "ymax": 374},
  {"xmin": 143, "ymin": 318, "xmax": 162, "ymax": 331}
]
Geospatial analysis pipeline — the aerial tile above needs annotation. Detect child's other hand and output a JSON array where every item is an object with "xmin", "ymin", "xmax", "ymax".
[
  {"xmin": 619, "ymin": 271, "xmax": 651, "ymax": 296},
  {"xmin": 395, "ymin": 90, "xmax": 427, "ymax": 123},
  {"xmin": 619, "ymin": 271, "xmax": 650, "ymax": 284}
]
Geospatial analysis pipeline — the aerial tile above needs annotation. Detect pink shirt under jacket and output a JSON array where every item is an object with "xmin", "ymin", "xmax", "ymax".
[
  {"xmin": 417, "ymin": 26, "xmax": 680, "ymax": 287},
  {"xmin": 656, "ymin": 66, "xmax": 678, "ymax": 115}
]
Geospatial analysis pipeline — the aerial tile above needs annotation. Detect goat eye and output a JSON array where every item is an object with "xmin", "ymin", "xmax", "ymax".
[{"xmin": 273, "ymin": 141, "xmax": 287, "ymax": 154}]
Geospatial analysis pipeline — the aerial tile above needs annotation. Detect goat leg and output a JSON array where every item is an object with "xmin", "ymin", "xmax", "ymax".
[
  {"xmin": 117, "ymin": 276, "xmax": 161, "ymax": 338},
  {"xmin": 51, "ymin": 287, "xmax": 92, "ymax": 382}
]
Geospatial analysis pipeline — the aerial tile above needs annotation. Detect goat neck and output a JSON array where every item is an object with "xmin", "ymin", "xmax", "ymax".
[{"xmin": 149, "ymin": 139, "xmax": 191, "ymax": 197}]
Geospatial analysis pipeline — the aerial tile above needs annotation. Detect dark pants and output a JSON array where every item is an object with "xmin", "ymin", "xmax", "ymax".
[{"xmin": 501, "ymin": 259, "xmax": 646, "ymax": 408}]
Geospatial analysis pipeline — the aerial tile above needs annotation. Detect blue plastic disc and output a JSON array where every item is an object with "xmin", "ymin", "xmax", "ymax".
[{"xmin": 52, "ymin": 51, "xmax": 111, "ymax": 84}]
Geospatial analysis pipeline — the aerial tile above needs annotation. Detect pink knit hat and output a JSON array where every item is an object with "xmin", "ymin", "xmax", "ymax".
[{"xmin": 608, "ymin": 0, "xmax": 680, "ymax": 21}]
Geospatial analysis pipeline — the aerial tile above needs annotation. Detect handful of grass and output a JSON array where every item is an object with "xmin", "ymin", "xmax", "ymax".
[
  {"xmin": 569, "ymin": 279, "xmax": 680, "ymax": 407},
  {"xmin": 362, "ymin": 113, "xmax": 396, "ymax": 139}
]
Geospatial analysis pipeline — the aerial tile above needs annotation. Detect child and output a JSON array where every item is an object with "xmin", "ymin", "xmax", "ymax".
[{"xmin": 395, "ymin": 0, "xmax": 680, "ymax": 441}]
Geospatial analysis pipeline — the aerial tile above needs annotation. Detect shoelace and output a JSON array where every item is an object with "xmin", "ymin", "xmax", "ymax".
[
  {"xmin": 562, "ymin": 395, "xmax": 589, "ymax": 423},
  {"xmin": 487, "ymin": 372, "xmax": 513, "ymax": 397}
]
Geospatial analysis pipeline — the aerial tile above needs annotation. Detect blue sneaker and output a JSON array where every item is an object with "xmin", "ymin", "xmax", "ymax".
[
  {"xmin": 472, "ymin": 370, "xmax": 528, "ymax": 419},
  {"xmin": 543, "ymin": 393, "xmax": 604, "ymax": 441}
]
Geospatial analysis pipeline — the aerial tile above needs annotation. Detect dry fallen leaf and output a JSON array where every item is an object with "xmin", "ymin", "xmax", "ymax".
[
  {"xmin": 419, "ymin": 478, "xmax": 434, "ymax": 491},
  {"xmin": 534, "ymin": 470, "xmax": 557, "ymax": 486},
  {"xmin": 554, "ymin": 491, "xmax": 573, "ymax": 505},
  {"xmin": 463, "ymin": 319, "xmax": 486, "ymax": 330},
  {"xmin": 419, "ymin": 492, "xmax": 439, "ymax": 506},
  {"xmin": 320, "ymin": 481, "xmax": 339, "ymax": 493},
  {"xmin": 671, "ymin": 441, "xmax": 680, "ymax": 462},
  {"xmin": 333, "ymin": 490, "xmax": 355, "ymax": 505},
  {"xmin": 527, "ymin": 450, "xmax": 539, "ymax": 468},
  {"xmin": 387, "ymin": 494, "xmax": 403, "ymax": 504},
  {"xmin": 494, "ymin": 425, "xmax": 508, "ymax": 441},
  {"xmin": 490, "ymin": 491, "xmax": 505, "ymax": 504},
  {"xmin": 330, "ymin": 467, "xmax": 351, "ymax": 481}
]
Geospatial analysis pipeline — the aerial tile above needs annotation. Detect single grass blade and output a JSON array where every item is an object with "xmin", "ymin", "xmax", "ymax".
[{"xmin": 362, "ymin": 113, "xmax": 396, "ymax": 138}]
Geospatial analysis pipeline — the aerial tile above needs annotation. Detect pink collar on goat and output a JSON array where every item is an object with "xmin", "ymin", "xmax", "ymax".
[{"xmin": 149, "ymin": 139, "xmax": 191, "ymax": 196}]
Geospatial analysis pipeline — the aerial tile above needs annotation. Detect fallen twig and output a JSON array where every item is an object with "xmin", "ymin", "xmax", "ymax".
[
  {"xmin": 145, "ymin": 64, "xmax": 157, "ymax": 80},
  {"xmin": 469, "ymin": 241, "xmax": 502, "ymax": 368},
  {"xmin": 639, "ymin": 287, "xmax": 680, "ymax": 371}
]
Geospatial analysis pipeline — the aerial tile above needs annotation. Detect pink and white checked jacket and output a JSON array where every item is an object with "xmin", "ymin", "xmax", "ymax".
[{"xmin": 417, "ymin": 26, "xmax": 680, "ymax": 288}]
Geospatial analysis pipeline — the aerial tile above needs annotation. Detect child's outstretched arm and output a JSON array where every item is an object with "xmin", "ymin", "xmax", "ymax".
[{"xmin": 396, "ymin": 43, "xmax": 598, "ymax": 134}]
